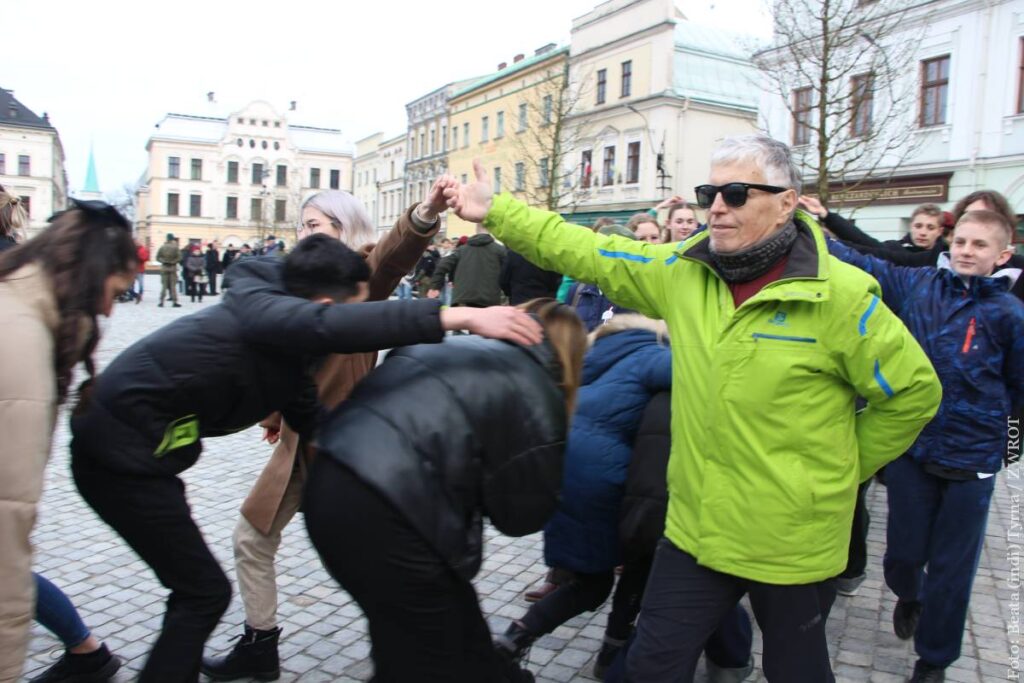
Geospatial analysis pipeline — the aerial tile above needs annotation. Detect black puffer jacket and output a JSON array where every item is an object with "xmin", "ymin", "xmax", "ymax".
[
  {"xmin": 316, "ymin": 335, "xmax": 568, "ymax": 580},
  {"xmin": 618, "ymin": 390, "xmax": 671, "ymax": 563},
  {"xmin": 75, "ymin": 258, "xmax": 445, "ymax": 476},
  {"xmin": 500, "ymin": 249, "xmax": 562, "ymax": 305}
]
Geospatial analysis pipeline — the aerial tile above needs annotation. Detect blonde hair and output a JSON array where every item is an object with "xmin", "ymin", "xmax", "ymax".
[
  {"xmin": 0, "ymin": 187, "xmax": 28, "ymax": 240},
  {"xmin": 590, "ymin": 313, "xmax": 669, "ymax": 346},
  {"xmin": 626, "ymin": 213, "xmax": 659, "ymax": 232},
  {"xmin": 517, "ymin": 298, "xmax": 587, "ymax": 418},
  {"xmin": 300, "ymin": 190, "xmax": 375, "ymax": 249}
]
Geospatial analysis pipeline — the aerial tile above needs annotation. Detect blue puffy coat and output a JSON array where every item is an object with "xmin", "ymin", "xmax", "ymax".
[
  {"xmin": 830, "ymin": 241, "xmax": 1024, "ymax": 473},
  {"xmin": 543, "ymin": 327, "xmax": 672, "ymax": 573}
]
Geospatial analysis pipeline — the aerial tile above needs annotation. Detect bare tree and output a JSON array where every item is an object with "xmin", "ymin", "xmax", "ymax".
[
  {"xmin": 507, "ymin": 61, "xmax": 591, "ymax": 213},
  {"xmin": 755, "ymin": 0, "xmax": 931, "ymax": 204}
]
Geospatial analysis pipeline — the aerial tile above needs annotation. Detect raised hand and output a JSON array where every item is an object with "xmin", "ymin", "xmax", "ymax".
[
  {"xmin": 443, "ymin": 160, "xmax": 494, "ymax": 223},
  {"xmin": 440, "ymin": 305, "xmax": 543, "ymax": 346},
  {"xmin": 421, "ymin": 175, "xmax": 455, "ymax": 220},
  {"xmin": 655, "ymin": 194, "xmax": 686, "ymax": 211},
  {"xmin": 798, "ymin": 195, "xmax": 828, "ymax": 219}
]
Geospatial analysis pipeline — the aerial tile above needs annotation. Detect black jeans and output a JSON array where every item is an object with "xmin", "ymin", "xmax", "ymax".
[
  {"xmin": 626, "ymin": 538, "xmax": 836, "ymax": 682},
  {"xmin": 304, "ymin": 456, "xmax": 517, "ymax": 682},
  {"xmin": 841, "ymin": 480, "xmax": 872, "ymax": 579},
  {"xmin": 71, "ymin": 454, "xmax": 230, "ymax": 683}
]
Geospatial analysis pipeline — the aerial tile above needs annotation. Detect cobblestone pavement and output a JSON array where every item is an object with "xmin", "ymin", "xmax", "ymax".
[{"xmin": 22, "ymin": 277, "xmax": 1019, "ymax": 682}]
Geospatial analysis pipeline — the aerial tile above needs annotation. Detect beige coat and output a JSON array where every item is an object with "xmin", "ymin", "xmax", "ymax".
[
  {"xmin": 0, "ymin": 263, "xmax": 59, "ymax": 682},
  {"xmin": 240, "ymin": 205, "xmax": 439, "ymax": 534}
]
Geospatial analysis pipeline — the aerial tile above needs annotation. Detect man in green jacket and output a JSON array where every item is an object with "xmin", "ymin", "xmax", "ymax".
[
  {"xmin": 443, "ymin": 135, "xmax": 941, "ymax": 682},
  {"xmin": 156, "ymin": 232, "xmax": 182, "ymax": 308},
  {"xmin": 427, "ymin": 228, "xmax": 506, "ymax": 307}
]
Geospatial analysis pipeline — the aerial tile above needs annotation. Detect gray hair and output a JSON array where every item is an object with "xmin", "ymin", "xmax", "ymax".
[
  {"xmin": 710, "ymin": 134, "xmax": 802, "ymax": 194},
  {"xmin": 300, "ymin": 190, "xmax": 376, "ymax": 249}
]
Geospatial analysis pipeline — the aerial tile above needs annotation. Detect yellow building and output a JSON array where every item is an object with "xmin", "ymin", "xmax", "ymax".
[{"xmin": 446, "ymin": 45, "xmax": 569, "ymax": 238}]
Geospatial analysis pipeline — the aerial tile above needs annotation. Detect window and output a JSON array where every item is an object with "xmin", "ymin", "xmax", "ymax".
[
  {"xmin": 518, "ymin": 103, "xmax": 528, "ymax": 132},
  {"xmin": 310, "ymin": 168, "xmax": 321, "ymax": 188},
  {"xmin": 19, "ymin": 196, "xmax": 30, "ymax": 217},
  {"xmin": 626, "ymin": 141, "xmax": 640, "ymax": 184},
  {"xmin": 330, "ymin": 169, "xmax": 340, "ymax": 189},
  {"xmin": 17, "ymin": 155, "xmax": 29, "ymax": 176},
  {"xmin": 482, "ymin": 116, "xmax": 489, "ymax": 142},
  {"xmin": 430, "ymin": 129, "xmax": 436, "ymax": 154},
  {"xmin": 463, "ymin": 123, "xmax": 470, "ymax": 148},
  {"xmin": 792, "ymin": 87, "xmax": 813, "ymax": 145},
  {"xmin": 515, "ymin": 162, "xmax": 525, "ymax": 191},
  {"xmin": 543, "ymin": 95, "xmax": 553, "ymax": 125},
  {"xmin": 0, "ymin": 153, "xmax": 5, "ymax": 175},
  {"xmin": 538, "ymin": 157, "xmax": 550, "ymax": 187},
  {"xmin": 227, "ymin": 161, "xmax": 238, "ymax": 184},
  {"xmin": 442, "ymin": 125, "xmax": 447, "ymax": 151},
  {"xmin": 920, "ymin": 55, "xmax": 950, "ymax": 127},
  {"xmin": 496, "ymin": 111, "xmax": 505, "ymax": 138},
  {"xmin": 581, "ymin": 150, "xmax": 592, "ymax": 189},
  {"xmin": 621, "ymin": 60, "xmax": 632, "ymax": 98},
  {"xmin": 851, "ymin": 73, "xmax": 874, "ymax": 137},
  {"xmin": 189, "ymin": 194, "xmax": 201, "ymax": 217},
  {"xmin": 603, "ymin": 146, "xmax": 616, "ymax": 185},
  {"xmin": 252, "ymin": 163, "xmax": 264, "ymax": 185},
  {"xmin": 167, "ymin": 192, "xmax": 179, "ymax": 216},
  {"xmin": 461, "ymin": 173, "xmax": 468, "ymax": 184},
  {"xmin": 275, "ymin": 199, "xmax": 286, "ymax": 222},
  {"xmin": 1019, "ymin": 38, "xmax": 1024, "ymax": 114},
  {"xmin": 597, "ymin": 69, "xmax": 607, "ymax": 105},
  {"xmin": 168, "ymin": 156, "xmax": 179, "ymax": 178},
  {"xmin": 452, "ymin": 127, "xmax": 458, "ymax": 148},
  {"xmin": 190, "ymin": 158, "xmax": 202, "ymax": 180},
  {"xmin": 251, "ymin": 197, "xmax": 263, "ymax": 222},
  {"xmin": 410, "ymin": 136, "xmax": 417, "ymax": 158},
  {"xmin": 226, "ymin": 196, "xmax": 238, "ymax": 219},
  {"xmin": 276, "ymin": 165, "xmax": 287, "ymax": 187},
  {"xmin": 420, "ymin": 133, "xmax": 426, "ymax": 156},
  {"xmin": 493, "ymin": 167, "xmax": 502, "ymax": 193}
]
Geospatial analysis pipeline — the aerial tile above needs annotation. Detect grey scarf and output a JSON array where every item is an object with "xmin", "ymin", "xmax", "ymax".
[{"xmin": 710, "ymin": 221, "xmax": 798, "ymax": 283}]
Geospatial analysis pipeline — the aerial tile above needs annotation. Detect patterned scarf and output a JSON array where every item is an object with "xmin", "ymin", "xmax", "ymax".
[{"xmin": 709, "ymin": 220, "xmax": 798, "ymax": 283}]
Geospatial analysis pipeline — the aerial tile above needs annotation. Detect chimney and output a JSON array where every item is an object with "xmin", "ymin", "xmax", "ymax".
[
  {"xmin": 514, "ymin": 53, "xmax": 525, "ymax": 63},
  {"xmin": 498, "ymin": 62, "xmax": 508, "ymax": 70},
  {"xmin": 534, "ymin": 43, "xmax": 556, "ymax": 56}
]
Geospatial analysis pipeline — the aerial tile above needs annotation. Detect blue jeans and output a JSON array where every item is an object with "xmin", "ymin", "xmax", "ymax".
[
  {"xmin": 396, "ymin": 281, "xmax": 413, "ymax": 300},
  {"xmin": 34, "ymin": 573, "xmax": 91, "ymax": 648},
  {"xmin": 135, "ymin": 272, "xmax": 145, "ymax": 296},
  {"xmin": 883, "ymin": 455, "xmax": 995, "ymax": 667}
]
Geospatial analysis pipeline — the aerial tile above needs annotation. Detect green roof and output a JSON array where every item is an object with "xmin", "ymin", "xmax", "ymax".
[
  {"xmin": 452, "ymin": 46, "xmax": 569, "ymax": 100},
  {"xmin": 83, "ymin": 145, "xmax": 100, "ymax": 194},
  {"xmin": 672, "ymin": 23, "xmax": 763, "ymax": 112}
]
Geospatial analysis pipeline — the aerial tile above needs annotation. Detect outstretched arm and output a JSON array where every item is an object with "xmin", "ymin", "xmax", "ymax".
[{"xmin": 444, "ymin": 161, "xmax": 672, "ymax": 319}]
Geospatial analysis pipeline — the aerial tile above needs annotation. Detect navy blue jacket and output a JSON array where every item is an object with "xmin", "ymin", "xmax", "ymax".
[
  {"xmin": 829, "ymin": 241, "xmax": 1024, "ymax": 473},
  {"xmin": 543, "ymin": 328, "xmax": 672, "ymax": 573},
  {"xmin": 566, "ymin": 282, "xmax": 633, "ymax": 332}
]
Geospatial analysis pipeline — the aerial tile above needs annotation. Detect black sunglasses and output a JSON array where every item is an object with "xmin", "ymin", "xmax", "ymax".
[{"xmin": 693, "ymin": 183, "xmax": 789, "ymax": 209}]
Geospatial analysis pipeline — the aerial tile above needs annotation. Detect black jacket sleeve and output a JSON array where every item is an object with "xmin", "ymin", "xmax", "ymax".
[
  {"xmin": 280, "ymin": 377, "xmax": 321, "ymax": 440},
  {"xmin": 225, "ymin": 259, "xmax": 445, "ymax": 354},
  {"xmin": 836, "ymin": 239, "xmax": 943, "ymax": 267},
  {"xmin": 823, "ymin": 212, "xmax": 883, "ymax": 248}
]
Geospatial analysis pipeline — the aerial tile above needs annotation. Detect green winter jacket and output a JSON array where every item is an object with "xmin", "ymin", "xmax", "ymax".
[
  {"xmin": 484, "ymin": 194, "xmax": 941, "ymax": 584},
  {"xmin": 429, "ymin": 233, "xmax": 506, "ymax": 307}
]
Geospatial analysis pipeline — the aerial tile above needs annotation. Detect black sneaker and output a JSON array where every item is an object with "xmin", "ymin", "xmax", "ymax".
[
  {"xmin": 909, "ymin": 659, "xmax": 945, "ymax": 682},
  {"xmin": 494, "ymin": 621, "xmax": 536, "ymax": 664},
  {"xmin": 201, "ymin": 625, "xmax": 281, "ymax": 681},
  {"xmin": 592, "ymin": 635, "xmax": 626, "ymax": 680},
  {"xmin": 893, "ymin": 599, "xmax": 922, "ymax": 640},
  {"xmin": 29, "ymin": 643, "xmax": 121, "ymax": 682}
]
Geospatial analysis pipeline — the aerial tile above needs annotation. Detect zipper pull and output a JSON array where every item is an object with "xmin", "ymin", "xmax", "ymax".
[{"xmin": 961, "ymin": 317, "xmax": 976, "ymax": 354}]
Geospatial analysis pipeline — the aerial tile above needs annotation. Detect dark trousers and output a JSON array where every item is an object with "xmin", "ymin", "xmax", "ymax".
[
  {"xmin": 304, "ymin": 457, "xmax": 514, "ymax": 682},
  {"xmin": 841, "ymin": 480, "xmax": 872, "ymax": 578},
  {"xmin": 207, "ymin": 271, "xmax": 218, "ymax": 295},
  {"xmin": 626, "ymin": 538, "xmax": 836, "ymax": 682},
  {"xmin": 71, "ymin": 454, "xmax": 230, "ymax": 683},
  {"xmin": 883, "ymin": 454, "xmax": 995, "ymax": 667}
]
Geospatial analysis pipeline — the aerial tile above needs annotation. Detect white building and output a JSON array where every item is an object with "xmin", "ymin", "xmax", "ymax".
[
  {"xmin": 353, "ymin": 132, "xmax": 382, "ymax": 229},
  {"xmin": 563, "ymin": 0, "xmax": 760, "ymax": 224},
  {"xmin": 0, "ymin": 88, "xmax": 67, "ymax": 238},
  {"xmin": 135, "ymin": 100, "xmax": 353, "ymax": 250},
  {"xmin": 758, "ymin": 0, "xmax": 1024, "ymax": 247},
  {"xmin": 378, "ymin": 133, "xmax": 407, "ymax": 234}
]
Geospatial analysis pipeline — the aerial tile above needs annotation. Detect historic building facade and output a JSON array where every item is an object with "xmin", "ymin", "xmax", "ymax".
[
  {"xmin": 0, "ymin": 88, "xmax": 67, "ymax": 238},
  {"xmin": 135, "ymin": 100, "xmax": 353, "ymax": 249}
]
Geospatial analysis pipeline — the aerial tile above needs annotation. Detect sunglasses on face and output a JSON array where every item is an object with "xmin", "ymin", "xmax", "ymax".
[{"xmin": 693, "ymin": 183, "xmax": 789, "ymax": 209}]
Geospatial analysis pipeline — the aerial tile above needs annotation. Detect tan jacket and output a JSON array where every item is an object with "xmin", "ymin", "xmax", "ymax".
[
  {"xmin": 239, "ymin": 205, "xmax": 439, "ymax": 534},
  {"xmin": 0, "ymin": 263, "xmax": 59, "ymax": 682}
]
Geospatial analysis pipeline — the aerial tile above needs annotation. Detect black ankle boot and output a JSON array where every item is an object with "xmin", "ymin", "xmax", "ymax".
[
  {"xmin": 29, "ymin": 643, "xmax": 121, "ymax": 682},
  {"xmin": 200, "ymin": 625, "xmax": 281, "ymax": 681},
  {"xmin": 494, "ymin": 621, "xmax": 536, "ymax": 664}
]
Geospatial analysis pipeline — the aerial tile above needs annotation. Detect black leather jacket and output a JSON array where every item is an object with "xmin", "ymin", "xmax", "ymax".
[{"xmin": 316, "ymin": 335, "xmax": 568, "ymax": 579}]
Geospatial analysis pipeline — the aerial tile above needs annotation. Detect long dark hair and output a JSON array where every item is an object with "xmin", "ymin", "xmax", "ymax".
[
  {"xmin": 952, "ymin": 190, "xmax": 1015, "ymax": 226},
  {"xmin": 0, "ymin": 200, "xmax": 137, "ymax": 402}
]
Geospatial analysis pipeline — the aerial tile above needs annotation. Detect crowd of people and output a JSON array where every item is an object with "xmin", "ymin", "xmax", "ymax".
[{"xmin": 0, "ymin": 132, "xmax": 1020, "ymax": 683}]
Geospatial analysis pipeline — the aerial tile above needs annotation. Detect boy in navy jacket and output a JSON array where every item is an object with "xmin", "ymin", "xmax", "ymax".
[{"xmin": 829, "ymin": 209, "xmax": 1023, "ymax": 683}]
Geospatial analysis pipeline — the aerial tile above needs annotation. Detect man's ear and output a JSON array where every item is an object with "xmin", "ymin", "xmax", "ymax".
[{"xmin": 996, "ymin": 246, "xmax": 1014, "ymax": 269}]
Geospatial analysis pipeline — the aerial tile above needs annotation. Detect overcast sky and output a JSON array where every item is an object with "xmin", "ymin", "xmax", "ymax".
[{"xmin": 3, "ymin": 0, "xmax": 772, "ymax": 197}]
